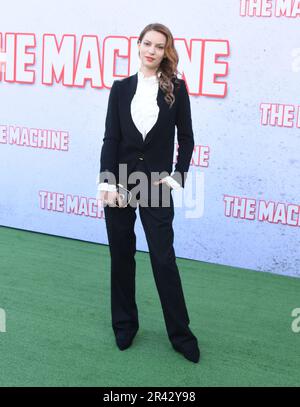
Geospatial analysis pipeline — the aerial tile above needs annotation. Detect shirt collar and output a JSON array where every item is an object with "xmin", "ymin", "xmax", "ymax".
[{"xmin": 138, "ymin": 69, "xmax": 161, "ymax": 83}]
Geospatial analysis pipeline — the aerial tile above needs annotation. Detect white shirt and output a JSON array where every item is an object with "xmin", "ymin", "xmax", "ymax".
[
  {"xmin": 97, "ymin": 69, "xmax": 181, "ymax": 195},
  {"xmin": 130, "ymin": 70, "xmax": 160, "ymax": 140}
]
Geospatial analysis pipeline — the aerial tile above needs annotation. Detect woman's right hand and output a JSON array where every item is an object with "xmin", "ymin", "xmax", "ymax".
[{"xmin": 98, "ymin": 190, "xmax": 121, "ymax": 207}]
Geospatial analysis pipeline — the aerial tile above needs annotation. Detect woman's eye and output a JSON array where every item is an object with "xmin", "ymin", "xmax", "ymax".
[{"xmin": 144, "ymin": 42, "xmax": 163, "ymax": 49}]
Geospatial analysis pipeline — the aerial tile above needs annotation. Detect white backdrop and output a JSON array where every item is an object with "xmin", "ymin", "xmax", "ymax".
[{"xmin": 1, "ymin": 0, "xmax": 300, "ymax": 277}]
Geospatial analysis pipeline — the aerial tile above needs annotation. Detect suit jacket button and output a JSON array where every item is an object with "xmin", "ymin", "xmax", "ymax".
[{"xmin": 138, "ymin": 157, "xmax": 144, "ymax": 160}]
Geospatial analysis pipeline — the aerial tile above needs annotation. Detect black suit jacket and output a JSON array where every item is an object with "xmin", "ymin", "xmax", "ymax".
[{"xmin": 99, "ymin": 72, "xmax": 194, "ymax": 189}]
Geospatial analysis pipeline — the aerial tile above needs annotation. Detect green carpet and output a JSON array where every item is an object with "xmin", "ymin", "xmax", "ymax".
[{"xmin": 0, "ymin": 226, "xmax": 299, "ymax": 387}]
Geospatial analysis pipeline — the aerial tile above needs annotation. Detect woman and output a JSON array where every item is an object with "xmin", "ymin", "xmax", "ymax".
[{"xmin": 97, "ymin": 23, "xmax": 200, "ymax": 363}]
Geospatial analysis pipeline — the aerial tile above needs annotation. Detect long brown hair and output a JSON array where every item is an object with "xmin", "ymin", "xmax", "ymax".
[{"xmin": 137, "ymin": 23, "xmax": 181, "ymax": 109}]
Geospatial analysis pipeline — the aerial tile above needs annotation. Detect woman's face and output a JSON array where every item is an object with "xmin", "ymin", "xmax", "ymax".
[{"xmin": 138, "ymin": 30, "xmax": 166, "ymax": 72}]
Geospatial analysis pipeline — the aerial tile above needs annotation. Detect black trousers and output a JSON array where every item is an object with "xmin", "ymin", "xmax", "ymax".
[{"xmin": 103, "ymin": 160, "xmax": 197, "ymax": 348}]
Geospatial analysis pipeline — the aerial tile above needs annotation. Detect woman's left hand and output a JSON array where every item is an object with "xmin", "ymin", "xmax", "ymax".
[{"xmin": 153, "ymin": 178, "xmax": 172, "ymax": 189}]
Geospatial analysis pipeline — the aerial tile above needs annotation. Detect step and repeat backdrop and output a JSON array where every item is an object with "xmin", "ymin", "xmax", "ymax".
[{"xmin": 0, "ymin": 0, "xmax": 299, "ymax": 276}]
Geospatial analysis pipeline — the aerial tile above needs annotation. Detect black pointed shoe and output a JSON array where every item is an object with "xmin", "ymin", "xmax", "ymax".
[
  {"xmin": 172, "ymin": 342, "xmax": 200, "ymax": 363},
  {"xmin": 115, "ymin": 331, "xmax": 138, "ymax": 351}
]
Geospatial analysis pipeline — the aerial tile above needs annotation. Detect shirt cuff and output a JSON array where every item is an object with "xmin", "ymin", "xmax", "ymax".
[
  {"xmin": 164, "ymin": 176, "xmax": 182, "ymax": 190},
  {"xmin": 97, "ymin": 183, "xmax": 117, "ymax": 192}
]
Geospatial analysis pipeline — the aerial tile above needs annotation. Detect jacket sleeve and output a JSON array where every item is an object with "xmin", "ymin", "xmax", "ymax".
[
  {"xmin": 99, "ymin": 80, "xmax": 121, "ymax": 186},
  {"xmin": 171, "ymin": 79, "xmax": 195, "ymax": 188}
]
